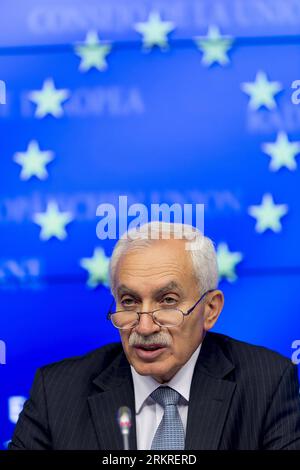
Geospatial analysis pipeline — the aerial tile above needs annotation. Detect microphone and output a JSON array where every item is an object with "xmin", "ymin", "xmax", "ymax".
[{"xmin": 117, "ymin": 406, "xmax": 132, "ymax": 450}]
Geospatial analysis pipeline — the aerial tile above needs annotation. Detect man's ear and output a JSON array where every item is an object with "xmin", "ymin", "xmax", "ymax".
[{"xmin": 203, "ymin": 290, "xmax": 224, "ymax": 331}]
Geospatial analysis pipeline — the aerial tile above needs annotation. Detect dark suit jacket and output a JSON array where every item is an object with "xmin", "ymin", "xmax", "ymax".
[{"xmin": 9, "ymin": 332, "xmax": 300, "ymax": 450}]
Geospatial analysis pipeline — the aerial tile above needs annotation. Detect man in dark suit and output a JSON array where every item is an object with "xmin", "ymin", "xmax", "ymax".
[{"xmin": 9, "ymin": 222, "xmax": 300, "ymax": 450}]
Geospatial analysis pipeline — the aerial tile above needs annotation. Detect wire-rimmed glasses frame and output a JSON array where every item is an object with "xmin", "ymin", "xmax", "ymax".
[{"xmin": 107, "ymin": 288, "xmax": 215, "ymax": 330}]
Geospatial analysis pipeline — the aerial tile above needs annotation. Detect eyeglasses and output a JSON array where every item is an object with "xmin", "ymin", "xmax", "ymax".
[{"xmin": 107, "ymin": 289, "xmax": 215, "ymax": 330}]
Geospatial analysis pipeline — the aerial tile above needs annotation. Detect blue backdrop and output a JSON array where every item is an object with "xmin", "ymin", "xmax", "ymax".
[{"xmin": 1, "ymin": 0, "xmax": 300, "ymax": 449}]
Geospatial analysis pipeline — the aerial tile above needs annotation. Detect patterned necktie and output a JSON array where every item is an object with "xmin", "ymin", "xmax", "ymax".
[{"xmin": 150, "ymin": 386, "xmax": 185, "ymax": 450}]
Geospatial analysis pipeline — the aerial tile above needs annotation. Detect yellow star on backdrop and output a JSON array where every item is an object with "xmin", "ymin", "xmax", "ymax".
[
  {"xmin": 13, "ymin": 140, "xmax": 54, "ymax": 180},
  {"xmin": 33, "ymin": 201, "xmax": 74, "ymax": 240},
  {"xmin": 194, "ymin": 25, "xmax": 233, "ymax": 66},
  {"xmin": 217, "ymin": 242, "xmax": 243, "ymax": 282},
  {"xmin": 262, "ymin": 131, "xmax": 300, "ymax": 172},
  {"xmin": 134, "ymin": 11, "xmax": 175, "ymax": 50},
  {"xmin": 28, "ymin": 78, "xmax": 70, "ymax": 118},
  {"xmin": 80, "ymin": 248, "xmax": 110, "ymax": 288},
  {"xmin": 75, "ymin": 31, "xmax": 112, "ymax": 72},
  {"xmin": 248, "ymin": 193, "xmax": 288, "ymax": 233},
  {"xmin": 241, "ymin": 71, "xmax": 282, "ymax": 110}
]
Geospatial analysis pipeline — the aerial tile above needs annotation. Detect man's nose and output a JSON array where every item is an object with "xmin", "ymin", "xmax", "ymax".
[{"xmin": 135, "ymin": 311, "xmax": 161, "ymax": 336}]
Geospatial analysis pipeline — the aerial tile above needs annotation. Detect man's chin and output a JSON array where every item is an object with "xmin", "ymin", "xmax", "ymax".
[
  {"xmin": 133, "ymin": 360, "xmax": 179, "ymax": 383},
  {"xmin": 130, "ymin": 353, "xmax": 173, "ymax": 379}
]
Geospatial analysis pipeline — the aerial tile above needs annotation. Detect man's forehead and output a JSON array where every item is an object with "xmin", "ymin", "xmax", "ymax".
[
  {"xmin": 113, "ymin": 239, "xmax": 194, "ymax": 296},
  {"xmin": 117, "ymin": 239, "xmax": 191, "ymax": 271}
]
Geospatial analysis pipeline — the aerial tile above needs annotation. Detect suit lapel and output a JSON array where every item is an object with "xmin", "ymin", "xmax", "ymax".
[
  {"xmin": 88, "ymin": 352, "xmax": 137, "ymax": 450},
  {"xmin": 88, "ymin": 333, "xmax": 236, "ymax": 450},
  {"xmin": 185, "ymin": 333, "xmax": 236, "ymax": 450}
]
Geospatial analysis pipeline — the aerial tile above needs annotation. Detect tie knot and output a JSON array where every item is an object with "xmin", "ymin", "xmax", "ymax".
[{"xmin": 150, "ymin": 386, "xmax": 181, "ymax": 407}]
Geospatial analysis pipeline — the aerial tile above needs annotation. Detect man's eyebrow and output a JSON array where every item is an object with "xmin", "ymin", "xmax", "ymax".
[
  {"xmin": 153, "ymin": 282, "xmax": 183, "ymax": 298},
  {"xmin": 116, "ymin": 285, "xmax": 140, "ymax": 298},
  {"xmin": 116, "ymin": 281, "xmax": 183, "ymax": 299}
]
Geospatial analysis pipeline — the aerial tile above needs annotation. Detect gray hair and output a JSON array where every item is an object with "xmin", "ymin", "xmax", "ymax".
[{"xmin": 109, "ymin": 221, "xmax": 219, "ymax": 296}]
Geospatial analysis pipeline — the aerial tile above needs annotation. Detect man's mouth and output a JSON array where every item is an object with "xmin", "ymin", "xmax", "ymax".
[
  {"xmin": 135, "ymin": 344, "xmax": 165, "ymax": 351},
  {"xmin": 133, "ymin": 344, "xmax": 167, "ymax": 360}
]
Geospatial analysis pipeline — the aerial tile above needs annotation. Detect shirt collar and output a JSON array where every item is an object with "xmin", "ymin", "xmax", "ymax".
[{"xmin": 131, "ymin": 343, "xmax": 202, "ymax": 414}]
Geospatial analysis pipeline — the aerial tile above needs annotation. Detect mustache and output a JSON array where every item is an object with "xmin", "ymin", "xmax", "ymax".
[{"xmin": 128, "ymin": 331, "xmax": 172, "ymax": 347}]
